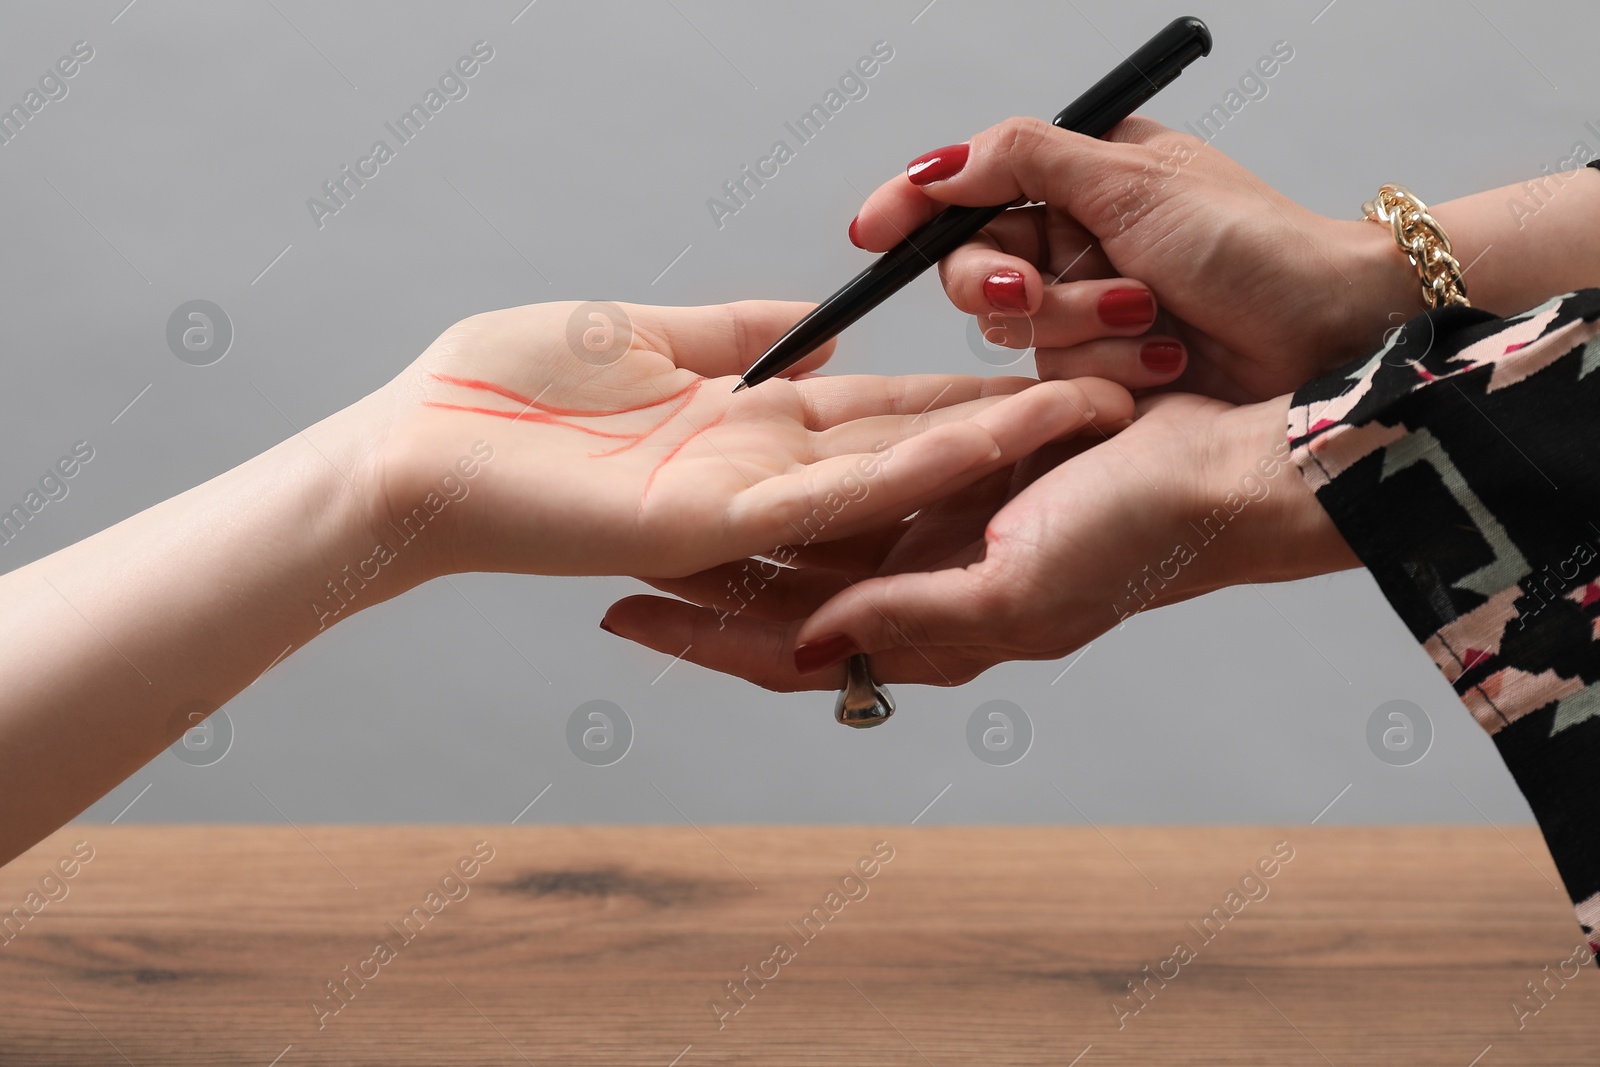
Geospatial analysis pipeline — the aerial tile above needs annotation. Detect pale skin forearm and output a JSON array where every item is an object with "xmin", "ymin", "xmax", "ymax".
[
  {"xmin": 1435, "ymin": 168, "xmax": 1600, "ymax": 313},
  {"xmin": 0, "ymin": 399, "xmax": 391, "ymax": 866}
]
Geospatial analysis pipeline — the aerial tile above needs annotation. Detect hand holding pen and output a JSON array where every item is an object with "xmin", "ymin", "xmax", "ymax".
[
  {"xmin": 848, "ymin": 110, "xmax": 1410, "ymax": 404},
  {"xmin": 735, "ymin": 16, "xmax": 1212, "ymax": 391}
]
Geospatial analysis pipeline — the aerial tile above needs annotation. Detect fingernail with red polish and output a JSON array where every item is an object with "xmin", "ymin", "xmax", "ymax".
[
  {"xmin": 1098, "ymin": 288, "xmax": 1157, "ymax": 328},
  {"xmin": 983, "ymin": 269, "xmax": 1028, "ymax": 312},
  {"xmin": 794, "ymin": 633, "xmax": 858, "ymax": 674},
  {"xmin": 907, "ymin": 143, "xmax": 971, "ymax": 186},
  {"xmin": 848, "ymin": 215, "xmax": 864, "ymax": 248},
  {"xmin": 1140, "ymin": 341, "xmax": 1185, "ymax": 373},
  {"xmin": 598, "ymin": 618, "xmax": 618, "ymax": 636}
]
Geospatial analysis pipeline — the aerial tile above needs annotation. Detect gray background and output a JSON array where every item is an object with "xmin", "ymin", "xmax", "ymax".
[{"xmin": 1, "ymin": 0, "xmax": 1591, "ymax": 828}]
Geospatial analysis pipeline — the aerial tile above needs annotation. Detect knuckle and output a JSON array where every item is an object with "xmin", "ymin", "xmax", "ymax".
[
  {"xmin": 1082, "ymin": 149, "xmax": 1156, "ymax": 230},
  {"xmin": 751, "ymin": 641, "xmax": 806, "ymax": 694},
  {"xmin": 1111, "ymin": 115, "xmax": 1165, "ymax": 143},
  {"xmin": 988, "ymin": 116, "xmax": 1053, "ymax": 175},
  {"xmin": 440, "ymin": 311, "xmax": 492, "ymax": 348},
  {"xmin": 1045, "ymin": 379, "xmax": 1089, "ymax": 419},
  {"xmin": 1148, "ymin": 132, "xmax": 1201, "ymax": 167},
  {"xmin": 725, "ymin": 302, "xmax": 749, "ymax": 367},
  {"xmin": 1113, "ymin": 116, "xmax": 1190, "ymax": 156},
  {"xmin": 751, "ymin": 664, "xmax": 799, "ymax": 694},
  {"xmin": 750, "ymin": 667, "xmax": 793, "ymax": 693},
  {"xmin": 1122, "ymin": 139, "xmax": 1165, "ymax": 174}
]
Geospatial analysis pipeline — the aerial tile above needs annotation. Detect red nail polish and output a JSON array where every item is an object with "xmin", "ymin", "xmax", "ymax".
[
  {"xmin": 794, "ymin": 633, "xmax": 858, "ymax": 675},
  {"xmin": 907, "ymin": 143, "xmax": 970, "ymax": 186},
  {"xmin": 982, "ymin": 270, "xmax": 1028, "ymax": 312},
  {"xmin": 598, "ymin": 619, "xmax": 618, "ymax": 636},
  {"xmin": 1098, "ymin": 288, "xmax": 1156, "ymax": 327},
  {"xmin": 1140, "ymin": 341, "xmax": 1185, "ymax": 373},
  {"xmin": 848, "ymin": 215, "xmax": 864, "ymax": 248}
]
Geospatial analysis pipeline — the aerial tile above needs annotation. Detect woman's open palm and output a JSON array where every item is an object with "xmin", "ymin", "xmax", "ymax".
[{"xmin": 370, "ymin": 300, "xmax": 1135, "ymax": 579}]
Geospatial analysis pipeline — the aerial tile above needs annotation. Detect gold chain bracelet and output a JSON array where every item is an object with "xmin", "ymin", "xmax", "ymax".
[{"xmin": 1361, "ymin": 184, "xmax": 1471, "ymax": 309}]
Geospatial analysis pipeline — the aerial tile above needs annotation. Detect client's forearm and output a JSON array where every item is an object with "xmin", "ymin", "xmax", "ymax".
[
  {"xmin": 1323, "ymin": 168, "xmax": 1600, "ymax": 369},
  {"xmin": 1431, "ymin": 168, "xmax": 1600, "ymax": 315},
  {"xmin": 0, "ymin": 400, "xmax": 394, "ymax": 865}
]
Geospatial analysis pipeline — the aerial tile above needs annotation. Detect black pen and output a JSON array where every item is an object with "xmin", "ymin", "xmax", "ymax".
[{"xmin": 733, "ymin": 16, "xmax": 1212, "ymax": 392}]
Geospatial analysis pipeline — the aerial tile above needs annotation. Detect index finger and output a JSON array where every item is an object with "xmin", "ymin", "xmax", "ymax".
[
  {"xmin": 724, "ymin": 379, "xmax": 1131, "ymax": 554},
  {"xmin": 790, "ymin": 372, "xmax": 1038, "ymax": 429},
  {"xmin": 851, "ymin": 116, "xmax": 1166, "ymax": 252}
]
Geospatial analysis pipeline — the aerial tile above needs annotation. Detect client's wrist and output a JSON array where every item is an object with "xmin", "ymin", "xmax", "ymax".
[
  {"xmin": 1195, "ymin": 396, "xmax": 1359, "ymax": 592},
  {"xmin": 1323, "ymin": 217, "xmax": 1421, "ymax": 368},
  {"xmin": 294, "ymin": 392, "xmax": 448, "ymax": 623}
]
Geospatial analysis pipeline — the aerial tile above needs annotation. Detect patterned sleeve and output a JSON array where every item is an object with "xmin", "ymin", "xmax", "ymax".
[{"xmin": 1288, "ymin": 278, "xmax": 1600, "ymax": 952}]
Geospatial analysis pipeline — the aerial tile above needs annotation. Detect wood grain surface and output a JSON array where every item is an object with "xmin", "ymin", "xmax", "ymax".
[{"xmin": 0, "ymin": 826, "xmax": 1594, "ymax": 1065}]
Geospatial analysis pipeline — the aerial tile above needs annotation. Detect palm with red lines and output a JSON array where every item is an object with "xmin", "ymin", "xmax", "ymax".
[{"xmin": 366, "ymin": 300, "xmax": 1134, "ymax": 580}]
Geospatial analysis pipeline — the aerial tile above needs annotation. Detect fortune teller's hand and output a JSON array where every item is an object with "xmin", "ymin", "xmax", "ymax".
[
  {"xmin": 847, "ymin": 115, "xmax": 1425, "ymax": 402},
  {"xmin": 600, "ymin": 391, "xmax": 1358, "ymax": 688},
  {"xmin": 364, "ymin": 300, "xmax": 1135, "ymax": 581}
]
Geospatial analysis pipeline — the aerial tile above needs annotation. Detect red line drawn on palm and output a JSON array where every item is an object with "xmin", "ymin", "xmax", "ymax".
[{"xmin": 422, "ymin": 372, "xmax": 727, "ymax": 497}]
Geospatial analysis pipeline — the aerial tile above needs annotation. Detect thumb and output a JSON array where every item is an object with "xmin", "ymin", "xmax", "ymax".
[{"xmin": 624, "ymin": 300, "xmax": 837, "ymax": 379}]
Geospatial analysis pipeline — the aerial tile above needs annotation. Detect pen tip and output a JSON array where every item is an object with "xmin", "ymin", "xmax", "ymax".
[{"xmin": 731, "ymin": 380, "xmax": 750, "ymax": 393}]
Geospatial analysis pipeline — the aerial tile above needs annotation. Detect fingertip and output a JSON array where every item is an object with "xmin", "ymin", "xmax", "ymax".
[
  {"xmin": 1138, "ymin": 339, "xmax": 1186, "ymax": 378},
  {"xmin": 1096, "ymin": 286, "xmax": 1158, "ymax": 331},
  {"xmin": 981, "ymin": 268, "xmax": 1032, "ymax": 314},
  {"xmin": 1076, "ymin": 375, "xmax": 1139, "ymax": 421},
  {"xmin": 1032, "ymin": 338, "xmax": 1187, "ymax": 394},
  {"xmin": 793, "ymin": 632, "xmax": 860, "ymax": 675},
  {"xmin": 907, "ymin": 142, "xmax": 971, "ymax": 187},
  {"xmin": 794, "ymin": 590, "xmax": 867, "ymax": 661},
  {"xmin": 846, "ymin": 198, "xmax": 892, "ymax": 252},
  {"xmin": 599, "ymin": 594, "xmax": 653, "ymax": 635},
  {"xmin": 737, "ymin": 299, "xmax": 833, "ymax": 378}
]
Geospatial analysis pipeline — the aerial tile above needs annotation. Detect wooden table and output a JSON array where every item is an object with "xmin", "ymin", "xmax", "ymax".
[{"xmin": 1, "ymin": 826, "xmax": 1594, "ymax": 1065}]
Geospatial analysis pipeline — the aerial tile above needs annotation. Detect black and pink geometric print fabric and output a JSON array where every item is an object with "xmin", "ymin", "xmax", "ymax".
[{"xmin": 1290, "ymin": 277, "xmax": 1600, "ymax": 952}]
